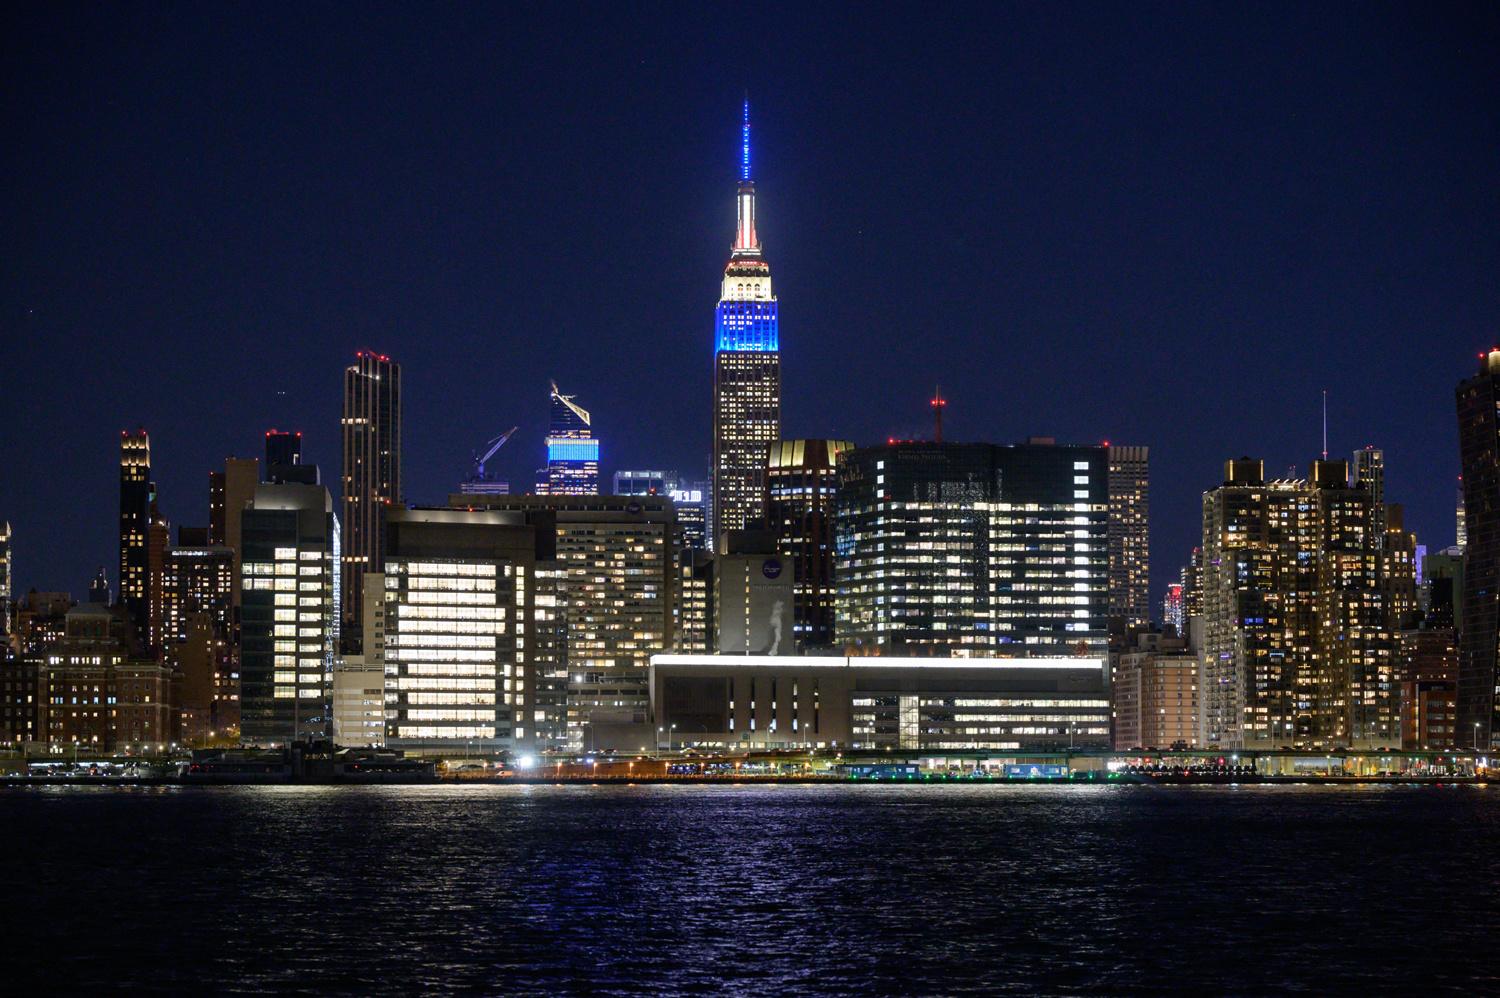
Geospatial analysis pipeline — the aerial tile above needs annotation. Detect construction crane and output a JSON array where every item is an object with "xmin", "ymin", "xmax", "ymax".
[{"xmin": 459, "ymin": 426, "xmax": 518, "ymax": 495}]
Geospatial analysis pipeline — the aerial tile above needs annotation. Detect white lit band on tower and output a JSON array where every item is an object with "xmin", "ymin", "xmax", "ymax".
[{"xmin": 712, "ymin": 98, "xmax": 781, "ymax": 541}]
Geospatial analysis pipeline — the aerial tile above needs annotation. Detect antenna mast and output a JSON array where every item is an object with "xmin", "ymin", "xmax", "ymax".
[{"xmin": 1321, "ymin": 389, "xmax": 1328, "ymax": 461}]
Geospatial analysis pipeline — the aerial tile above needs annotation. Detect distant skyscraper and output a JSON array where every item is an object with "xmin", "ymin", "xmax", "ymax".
[
  {"xmin": 1352, "ymin": 446, "xmax": 1386, "ymax": 540},
  {"xmin": 1456, "ymin": 350, "xmax": 1500, "ymax": 751},
  {"xmin": 670, "ymin": 484, "xmax": 709, "ymax": 552},
  {"xmin": 1162, "ymin": 582, "xmax": 1184, "ymax": 635},
  {"xmin": 265, "ymin": 429, "xmax": 302, "ymax": 472},
  {"xmin": 835, "ymin": 441, "xmax": 1109, "ymax": 657},
  {"xmin": 119, "ymin": 430, "xmax": 152, "ymax": 638},
  {"xmin": 238, "ymin": 477, "xmax": 340, "ymax": 744},
  {"xmin": 1106, "ymin": 445, "xmax": 1150, "ymax": 628},
  {"xmin": 341, "ymin": 352, "xmax": 402, "ymax": 643},
  {"xmin": 712, "ymin": 100, "xmax": 781, "ymax": 540},
  {"xmin": 767, "ymin": 439, "xmax": 852, "ymax": 650},
  {"xmin": 89, "ymin": 567, "xmax": 109, "ymax": 605},
  {"xmin": 539, "ymin": 381, "xmax": 598, "ymax": 495}
]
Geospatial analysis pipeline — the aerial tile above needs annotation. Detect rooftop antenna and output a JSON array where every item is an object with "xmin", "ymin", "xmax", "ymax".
[
  {"xmin": 1321, "ymin": 389, "xmax": 1328, "ymax": 461},
  {"xmin": 930, "ymin": 386, "xmax": 947, "ymax": 443}
]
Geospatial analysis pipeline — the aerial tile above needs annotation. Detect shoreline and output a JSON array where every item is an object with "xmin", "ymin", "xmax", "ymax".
[{"xmin": 0, "ymin": 774, "xmax": 1485, "ymax": 788}]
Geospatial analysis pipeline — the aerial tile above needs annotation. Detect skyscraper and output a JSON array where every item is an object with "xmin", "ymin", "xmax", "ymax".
[
  {"xmin": 539, "ymin": 381, "xmax": 598, "ymax": 495},
  {"xmin": 238, "ymin": 477, "xmax": 340, "ymax": 745},
  {"xmin": 835, "ymin": 441, "xmax": 1109, "ymax": 657},
  {"xmin": 372, "ymin": 508, "xmax": 563, "ymax": 756},
  {"xmin": 712, "ymin": 100, "xmax": 781, "ymax": 541},
  {"xmin": 341, "ymin": 352, "xmax": 402, "ymax": 643},
  {"xmin": 1162, "ymin": 582, "xmax": 1184, "ymax": 635},
  {"xmin": 452, "ymin": 492, "xmax": 674, "ymax": 749},
  {"xmin": 1106, "ymin": 445, "xmax": 1150, "ymax": 629},
  {"xmin": 119, "ymin": 430, "xmax": 152, "ymax": 639},
  {"xmin": 767, "ymin": 439, "xmax": 852, "ymax": 650},
  {"xmin": 1352, "ymin": 445, "xmax": 1386, "ymax": 540},
  {"xmin": 1456, "ymin": 349, "xmax": 1500, "ymax": 751},
  {"xmin": 1198, "ymin": 458, "xmax": 1395, "ymax": 750}
]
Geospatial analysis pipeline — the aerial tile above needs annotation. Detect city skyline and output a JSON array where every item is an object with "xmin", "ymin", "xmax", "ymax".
[{"xmin": 2, "ymin": 6, "xmax": 1494, "ymax": 605}]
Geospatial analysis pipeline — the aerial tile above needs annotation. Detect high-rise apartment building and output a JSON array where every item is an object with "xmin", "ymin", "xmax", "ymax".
[
  {"xmin": 145, "ymin": 498, "xmax": 170, "ymax": 653},
  {"xmin": 341, "ymin": 352, "xmax": 402, "ymax": 643},
  {"xmin": 238, "ymin": 478, "xmax": 340, "ymax": 745},
  {"xmin": 370, "ymin": 508, "xmax": 563, "ymax": 755},
  {"xmin": 1198, "ymin": 458, "xmax": 1395, "ymax": 750},
  {"xmin": 119, "ymin": 430, "xmax": 152, "ymax": 638},
  {"xmin": 1457, "ymin": 349, "xmax": 1500, "ymax": 750},
  {"xmin": 452, "ymin": 493, "xmax": 674, "ymax": 749},
  {"xmin": 712, "ymin": 101, "xmax": 781, "ymax": 540},
  {"xmin": 1352, "ymin": 446, "xmax": 1386, "ymax": 538},
  {"xmin": 835, "ymin": 441, "xmax": 1109, "ymax": 657},
  {"xmin": 1112, "ymin": 632, "xmax": 1199, "ymax": 750},
  {"xmin": 539, "ymin": 382, "xmax": 598, "ymax": 495},
  {"xmin": 767, "ymin": 439, "xmax": 852, "ymax": 650},
  {"xmin": 214, "ymin": 457, "xmax": 260, "ymax": 609},
  {"xmin": 1106, "ymin": 445, "xmax": 1150, "ymax": 629}
]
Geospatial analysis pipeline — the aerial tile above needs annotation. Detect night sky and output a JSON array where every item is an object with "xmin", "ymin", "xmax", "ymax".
[{"xmin": 3, "ymin": 4, "xmax": 1498, "ymax": 608}]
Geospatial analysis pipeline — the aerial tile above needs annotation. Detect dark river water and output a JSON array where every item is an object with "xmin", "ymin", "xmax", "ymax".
[{"xmin": 3, "ymin": 783, "xmax": 1495, "ymax": 994}]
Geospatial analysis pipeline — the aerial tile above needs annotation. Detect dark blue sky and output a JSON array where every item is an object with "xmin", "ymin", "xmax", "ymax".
[{"xmin": 3, "ymin": 3, "xmax": 1497, "ymax": 606}]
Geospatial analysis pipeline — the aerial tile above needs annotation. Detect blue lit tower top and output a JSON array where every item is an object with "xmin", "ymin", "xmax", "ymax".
[
  {"xmin": 717, "ymin": 98, "xmax": 777, "ymax": 353},
  {"xmin": 542, "ymin": 380, "xmax": 599, "ymax": 494}
]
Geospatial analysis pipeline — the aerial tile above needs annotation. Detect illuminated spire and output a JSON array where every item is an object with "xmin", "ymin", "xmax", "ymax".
[
  {"xmin": 733, "ymin": 98, "xmax": 759, "ymax": 255},
  {"xmin": 741, "ymin": 96, "xmax": 751, "ymax": 181}
]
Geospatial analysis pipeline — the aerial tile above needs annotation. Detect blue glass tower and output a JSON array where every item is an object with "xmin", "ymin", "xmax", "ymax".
[
  {"xmin": 711, "ymin": 99, "xmax": 782, "ymax": 539},
  {"xmin": 539, "ymin": 380, "xmax": 599, "ymax": 495}
]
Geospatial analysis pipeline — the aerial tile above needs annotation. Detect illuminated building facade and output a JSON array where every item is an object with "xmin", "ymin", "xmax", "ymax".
[
  {"xmin": 332, "ymin": 655, "xmax": 385, "ymax": 748},
  {"xmin": 1398, "ymin": 628, "xmax": 1457, "ymax": 750},
  {"xmin": 1352, "ymin": 446, "xmax": 1386, "ymax": 540},
  {"xmin": 835, "ymin": 441, "xmax": 1109, "ymax": 657},
  {"xmin": 712, "ymin": 100, "xmax": 780, "ymax": 540},
  {"xmin": 1162, "ymin": 583, "xmax": 1184, "ymax": 636},
  {"xmin": 673, "ymin": 549, "xmax": 714, "ymax": 654},
  {"xmin": 1106, "ymin": 445, "xmax": 1150, "ymax": 629},
  {"xmin": 341, "ymin": 352, "xmax": 402, "ymax": 643},
  {"xmin": 239, "ymin": 480, "xmax": 340, "ymax": 745},
  {"xmin": 1457, "ymin": 349, "xmax": 1500, "ymax": 751},
  {"xmin": 1111, "ymin": 632, "xmax": 1199, "ymax": 750},
  {"xmin": 767, "ymin": 439, "xmax": 853, "ymax": 649},
  {"xmin": 163, "ymin": 543, "xmax": 237, "ymax": 741},
  {"xmin": 119, "ymin": 429, "xmax": 152, "ymax": 639},
  {"xmin": 371, "ymin": 508, "xmax": 562, "ymax": 755},
  {"xmin": 43, "ymin": 605, "xmax": 172, "ymax": 751},
  {"xmin": 1199, "ymin": 458, "xmax": 1396, "ymax": 750},
  {"xmin": 453, "ymin": 493, "xmax": 673, "ymax": 749},
  {"xmin": 539, "ymin": 381, "xmax": 598, "ymax": 495},
  {"xmin": 650, "ymin": 654, "xmax": 1110, "ymax": 751}
]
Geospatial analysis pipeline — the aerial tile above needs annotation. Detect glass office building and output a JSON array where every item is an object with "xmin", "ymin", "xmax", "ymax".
[{"xmin": 835, "ymin": 441, "xmax": 1109, "ymax": 658}]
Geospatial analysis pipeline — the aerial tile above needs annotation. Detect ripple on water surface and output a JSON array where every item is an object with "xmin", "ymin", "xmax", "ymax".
[{"xmin": 2, "ymin": 783, "xmax": 1496, "ymax": 994}]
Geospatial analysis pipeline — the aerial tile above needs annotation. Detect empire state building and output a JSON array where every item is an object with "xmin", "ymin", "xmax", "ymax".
[{"xmin": 711, "ymin": 100, "xmax": 781, "ymax": 541}]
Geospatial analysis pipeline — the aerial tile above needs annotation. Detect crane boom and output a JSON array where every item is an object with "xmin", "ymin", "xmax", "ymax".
[{"xmin": 474, "ymin": 426, "xmax": 519, "ymax": 479}]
